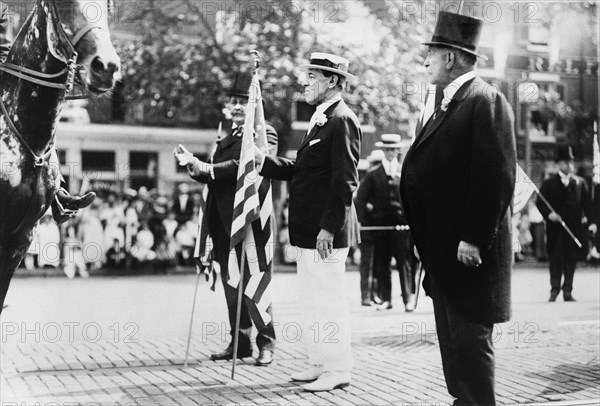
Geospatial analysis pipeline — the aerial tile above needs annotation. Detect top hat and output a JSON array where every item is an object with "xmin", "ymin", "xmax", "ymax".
[
  {"xmin": 374, "ymin": 134, "xmax": 411, "ymax": 149},
  {"xmin": 299, "ymin": 52, "xmax": 357, "ymax": 81},
  {"xmin": 227, "ymin": 72, "xmax": 253, "ymax": 98},
  {"xmin": 422, "ymin": 11, "xmax": 487, "ymax": 60},
  {"xmin": 556, "ymin": 145, "xmax": 575, "ymax": 162}
]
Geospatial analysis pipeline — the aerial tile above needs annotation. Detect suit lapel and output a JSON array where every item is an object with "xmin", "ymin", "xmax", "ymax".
[
  {"xmin": 413, "ymin": 77, "xmax": 477, "ymax": 150},
  {"xmin": 297, "ymin": 100, "xmax": 342, "ymax": 153}
]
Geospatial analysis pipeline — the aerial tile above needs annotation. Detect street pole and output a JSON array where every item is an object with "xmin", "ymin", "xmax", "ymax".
[{"xmin": 524, "ymin": 103, "xmax": 532, "ymax": 176}]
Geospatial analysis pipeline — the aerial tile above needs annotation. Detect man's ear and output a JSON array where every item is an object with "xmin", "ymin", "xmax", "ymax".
[
  {"xmin": 329, "ymin": 74, "xmax": 339, "ymax": 88},
  {"xmin": 445, "ymin": 51, "xmax": 455, "ymax": 69}
]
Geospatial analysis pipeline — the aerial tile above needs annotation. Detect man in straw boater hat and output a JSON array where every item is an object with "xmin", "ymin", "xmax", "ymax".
[
  {"xmin": 355, "ymin": 134, "xmax": 419, "ymax": 312},
  {"xmin": 400, "ymin": 10, "xmax": 516, "ymax": 406},
  {"xmin": 175, "ymin": 72, "xmax": 278, "ymax": 366},
  {"xmin": 255, "ymin": 52, "xmax": 361, "ymax": 392}
]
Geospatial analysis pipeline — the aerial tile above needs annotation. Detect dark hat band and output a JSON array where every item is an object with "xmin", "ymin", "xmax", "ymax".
[
  {"xmin": 309, "ymin": 58, "xmax": 348, "ymax": 72},
  {"xmin": 430, "ymin": 35, "xmax": 478, "ymax": 52}
]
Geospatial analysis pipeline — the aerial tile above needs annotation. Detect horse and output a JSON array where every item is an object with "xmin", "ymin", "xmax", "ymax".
[{"xmin": 0, "ymin": 0, "xmax": 120, "ymax": 312}]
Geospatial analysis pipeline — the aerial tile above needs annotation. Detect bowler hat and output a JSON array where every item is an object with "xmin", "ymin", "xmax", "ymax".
[
  {"xmin": 423, "ymin": 11, "xmax": 487, "ymax": 60},
  {"xmin": 375, "ymin": 134, "xmax": 411, "ymax": 149},
  {"xmin": 556, "ymin": 145, "xmax": 574, "ymax": 162},
  {"xmin": 227, "ymin": 72, "xmax": 253, "ymax": 98},
  {"xmin": 299, "ymin": 52, "xmax": 357, "ymax": 81}
]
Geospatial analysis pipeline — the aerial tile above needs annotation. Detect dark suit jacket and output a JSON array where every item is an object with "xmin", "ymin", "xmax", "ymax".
[
  {"xmin": 400, "ymin": 76, "xmax": 516, "ymax": 324},
  {"xmin": 261, "ymin": 99, "xmax": 361, "ymax": 249},
  {"xmin": 355, "ymin": 164, "xmax": 406, "ymax": 227},
  {"xmin": 537, "ymin": 173, "xmax": 592, "ymax": 256},
  {"xmin": 0, "ymin": 4, "xmax": 10, "ymax": 61},
  {"xmin": 189, "ymin": 125, "xmax": 277, "ymax": 256},
  {"xmin": 171, "ymin": 193, "xmax": 195, "ymax": 223}
]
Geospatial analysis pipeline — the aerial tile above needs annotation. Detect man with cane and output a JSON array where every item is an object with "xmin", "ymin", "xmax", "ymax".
[
  {"xmin": 174, "ymin": 71, "xmax": 278, "ymax": 366},
  {"xmin": 537, "ymin": 145, "xmax": 596, "ymax": 302}
]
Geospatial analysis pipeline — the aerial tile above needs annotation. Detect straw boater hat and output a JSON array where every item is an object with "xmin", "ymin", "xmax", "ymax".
[
  {"xmin": 375, "ymin": 134, "xmax": 411, "ymax": 149},
  {"xmin": 299, "ymin": 52, "xmax": 357, "ymax": 81},
  {"xmin": 422, "ymin": 11, "xmax": 488, "ymax": 60}
]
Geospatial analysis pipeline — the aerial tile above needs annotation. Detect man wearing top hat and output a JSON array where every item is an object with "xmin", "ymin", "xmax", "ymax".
[
  {"xmin": 255, "ymin": 52, "xmax": 361, "ymax": 392},
  {"xmin": 174, "ymin": 72, "xmax": 278, "ymax": 366},
  {"xmin": 355, "ymin": 134, "xmax": 418, "ymax": 312},
  {"xmin": 400, "ymin": 11, "xmax": 516, "ymax": 406},
  {"xmin": 536, "ymin": 146, "xmax": 595, "ymax": 302}
]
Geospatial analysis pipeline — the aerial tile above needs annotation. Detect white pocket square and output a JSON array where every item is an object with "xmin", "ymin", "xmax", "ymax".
[{"xmin": 309, "ymin": 139, "xmax": 321, "ymax": 146}]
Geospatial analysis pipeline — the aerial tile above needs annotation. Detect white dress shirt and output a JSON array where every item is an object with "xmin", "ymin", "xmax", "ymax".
[
  {"xmin": 381, "ymin": 157, "xmax": 400, "ymax": 178},
  {"xmin": 307, "ymin": 95, "xmax": 342, "ymax": 135}
]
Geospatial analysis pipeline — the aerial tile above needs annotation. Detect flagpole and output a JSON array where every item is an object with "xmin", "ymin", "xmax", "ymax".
[{"xmin": 532, "ymin": 182, "xmax": 583, "ymax": 249}]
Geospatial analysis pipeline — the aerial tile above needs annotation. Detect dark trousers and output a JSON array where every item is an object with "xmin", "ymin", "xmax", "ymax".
[
  {"xmin": 373, "ymin": 230, "xmax": 417, "ymax": 304},
  {"xmin": 211, "ymin": 216, "xmax": 276, "ymax": 352},
  {"xmin": 429, "ymin": 276, "xmax": 496, "ymax": 406},
  {"xmin": 548, "ymin": 233, "xmax": 578, "ymax": 297},
  {"xmin": 359, "ymin": 238, "xmax": 375, "ymax": 301}
]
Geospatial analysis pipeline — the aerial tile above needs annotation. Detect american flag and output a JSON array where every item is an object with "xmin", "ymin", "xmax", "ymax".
[
  {"xmin": 227, "ymin": 72, "xmax": 274, "ymax": 328},
  {"xmin": 513, "ymin": 164, "xmax": 536, "ymax": 213},
  {"xmin": 593, "ymin": 121, "xmax": 599, "ymax": 185}
]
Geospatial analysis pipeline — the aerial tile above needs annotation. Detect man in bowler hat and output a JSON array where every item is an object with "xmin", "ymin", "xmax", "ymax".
[
  {"xmin": 255, "ymin": 52, "xmax": 361, "ymax": 392},
  {"xmin": 400, "ymin": 11, "xmax": 516, "ymax": 405},
  {"xmin": 537, "ymin": 146, "xmax": 596, "ymax": 302},
  {"xmin": 174, "ymin": 72, "xmax": 278, "ymax": 366}
]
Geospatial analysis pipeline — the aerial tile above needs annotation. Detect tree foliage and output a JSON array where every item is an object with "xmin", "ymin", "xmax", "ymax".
[{"xmin": 112, "ymin": 0, "xmax": 431, "ymax": 136}]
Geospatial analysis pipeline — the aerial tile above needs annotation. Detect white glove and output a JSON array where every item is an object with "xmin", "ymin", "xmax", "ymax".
[{"xmin": 174, "ymin": 144, "xmax": 194, "ymax": 166}]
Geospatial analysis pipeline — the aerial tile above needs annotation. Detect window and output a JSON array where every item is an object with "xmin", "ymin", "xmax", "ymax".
[{"xmin": 81, "ymin": 151, "xmax": 115, "ymax": 171}]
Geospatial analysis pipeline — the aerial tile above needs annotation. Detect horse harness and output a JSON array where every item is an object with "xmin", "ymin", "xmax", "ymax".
[
  {"xmin": 0, "ymin": 23, "xmax": 104, "ymax": 167},
  {"xmin": 0, "ymin": 23, "xmax": 103, "ymax": 235}
]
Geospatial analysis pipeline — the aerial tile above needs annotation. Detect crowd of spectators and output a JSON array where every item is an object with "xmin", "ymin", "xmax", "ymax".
[{"xmin": 24, "ymin": 184, "xmax": 204, "ymax": 277}]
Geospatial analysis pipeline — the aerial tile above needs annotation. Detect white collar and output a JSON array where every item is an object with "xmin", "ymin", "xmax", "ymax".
[
  {"xmin": 315, "ymin": 95, "xmax": 342, "ymax": 116},
  {"xmin": 381, "ymin": 158, "xmax": 399, "ymax": 177},
  {"xmin": 559, "ymin": 170, "xmax": 572, "ymax": 185},
  {"xmin": 442, "ymin": 70, "xmax": 477, "ymax": 105}
]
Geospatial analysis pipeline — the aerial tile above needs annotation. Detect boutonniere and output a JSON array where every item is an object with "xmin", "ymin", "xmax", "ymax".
[
  {"xmin": 440, "ymin": 97, "xmax": 452, "ymax": 112},
  {"xmin": 314, "ymin": 113, "xmax": 328, "ymax": 127}
]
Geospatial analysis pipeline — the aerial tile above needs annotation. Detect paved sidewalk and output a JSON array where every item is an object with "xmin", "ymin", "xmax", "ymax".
[{"xmin": 1, "ymin": 266, "xmax": 599, "ymax": 405}]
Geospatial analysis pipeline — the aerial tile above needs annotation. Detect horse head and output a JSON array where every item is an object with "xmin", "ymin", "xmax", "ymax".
[{"xmin": 55, "ymin": 0, "xmax": 121, "ymax": 93}]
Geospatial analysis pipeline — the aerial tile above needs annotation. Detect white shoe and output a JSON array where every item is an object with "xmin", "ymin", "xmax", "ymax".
[
  {"xmin": 405, "ymin": 294, "xmax": 416, "ymax": 312},
  {"xmin": 303, "ymin": 371, "xmax": 351, "ymax": 392},
  {"xmin": 290, "ymin": 365, "xmax": 323, "ymax": 382}
]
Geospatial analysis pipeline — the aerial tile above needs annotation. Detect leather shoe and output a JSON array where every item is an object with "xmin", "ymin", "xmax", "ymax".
[
  {"xmin": 303, "ymin": 371, "xmax": 351, "ymax": 392},
  {"xmin": 549, "ymin": 293, "xmax": 558, "ymax": 302},
  {"xmin": 564, "ymin": 294, "xmax": 576, "ymax": 302},
  {"xmin": 210, "ymin": 345, "xmax": 252, "ymax": 361},
  {"xmin": 376, "ymin": 301, "xmax": 392, "ymax": 311},
  {"xmin": 290, "ymin": 365, "xmax": 323, "ymax": 382},
  {"xmin": 255, "ymin": 349, "xmax": 273, "ymax": 366},
  {"xmin": 361, "ymin": 298, "xmax": 372, "ymax": 306}
]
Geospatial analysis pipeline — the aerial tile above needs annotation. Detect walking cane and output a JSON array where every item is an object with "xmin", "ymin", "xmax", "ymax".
[
  {"xmin": 184, "ymin": 267, "xmax": 203, "ymax": 368},
  {"xmin": 231, "ymin": 244, "xmax": 247, "ymax": 380}
]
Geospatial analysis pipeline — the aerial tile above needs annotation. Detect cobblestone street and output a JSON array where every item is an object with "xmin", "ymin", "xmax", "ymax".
[{"xmin": 1, "ymin": 264, "xmax": 599, "ymax": 405}]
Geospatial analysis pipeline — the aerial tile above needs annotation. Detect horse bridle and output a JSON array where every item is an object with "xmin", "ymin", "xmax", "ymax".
[{"xmin": 0, "ymin": 23, "xmax": 102, "ymax": 166}]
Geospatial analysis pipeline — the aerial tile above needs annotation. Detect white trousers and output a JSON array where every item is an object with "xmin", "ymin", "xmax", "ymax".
[{"xmin": 296, "ymin": 247, "xmax": 352, "ymax": 372}]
